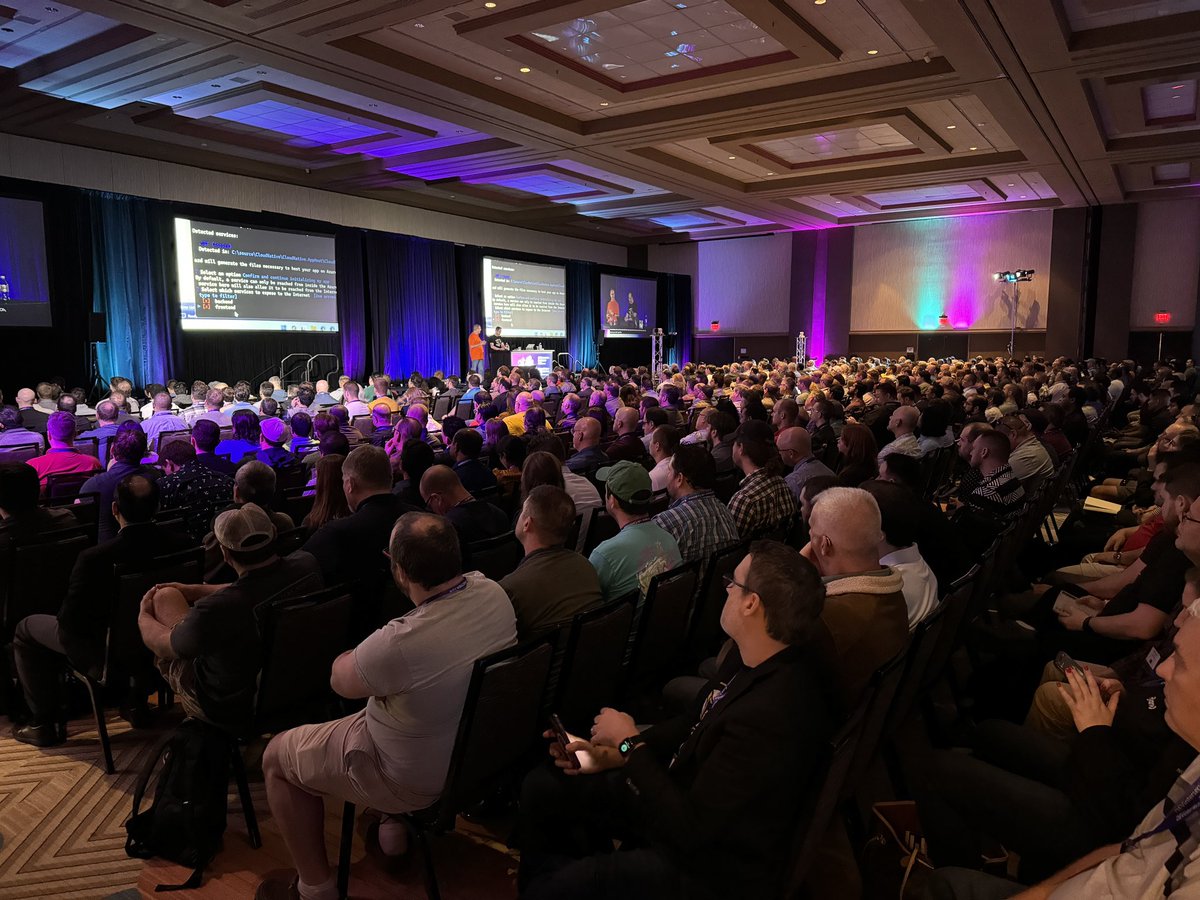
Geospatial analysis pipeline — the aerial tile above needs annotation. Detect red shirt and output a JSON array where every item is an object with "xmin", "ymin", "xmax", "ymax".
[{"xmin": 27, "ymin": 449, "xmax": 103, "ymax": 492}]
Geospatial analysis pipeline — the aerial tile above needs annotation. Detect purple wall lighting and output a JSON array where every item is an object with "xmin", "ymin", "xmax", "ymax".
[{"xmin": 213, "ymin": 100, "xmax": 383, "ymax": 145}]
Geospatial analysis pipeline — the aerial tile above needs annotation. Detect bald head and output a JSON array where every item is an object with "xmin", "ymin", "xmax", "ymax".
[
  {"xmin": 614, "ymin": 407, "xmax": 639, "ymax": 436},
  {"xmin": 808, "ymin": 486, "xmax": 884, "ymax": 575},
  {"xmin": 514, "ymin": 391, "xmax": 533, "ymax": 414},
  {"xmin": 420, "ymin": 463, "xmax": 472, "ymax": 510},
  {"xmin": 775, "ymin": 426, "xmax": 813, "ymax": 468},
  {"xmin": 16, "ymin": 388, "xmax": 34, "ymax": 407},
  {"xmin": 889, "ymin": 405, "xmax": 918, "ymax": 436},
  {"xmin": 153, "ymin": 391, "xmax": 173, "ymax": 412},
  {"xmin": 573, "ymin": 416, "xmax": 601, "ymax": 450}
]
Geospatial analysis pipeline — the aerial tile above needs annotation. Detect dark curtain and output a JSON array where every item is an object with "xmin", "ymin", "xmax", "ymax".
[
  {"xmin": 566, "ymin": 260, "xmax": 599, "ymax": 369},
  {"xmin": 90, "ymin": 192, "xmax": 181, "ymax": 388},
  {"xmin": 663, "ymin": 273, "xmax": 693, "ymax": 366},
  {"xmin": 337, "ymin": 228, "xmax": 369, "ymax": 381},
  {"xmin": 179, "ymin": 330, "xmax": 338, "ymax": 387},
  {"xmin": 456, "ymin": 244, "xmax": 484, "ymax": 376},
  {"xmin": 367, "ymin": 232, "xmax": 461, "ymax": 379}
]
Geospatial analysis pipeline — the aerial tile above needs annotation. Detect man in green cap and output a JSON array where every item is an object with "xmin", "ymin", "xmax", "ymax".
[{"xmin": 589, "ymin": 459, "xmax": 682, "ymax": 601}]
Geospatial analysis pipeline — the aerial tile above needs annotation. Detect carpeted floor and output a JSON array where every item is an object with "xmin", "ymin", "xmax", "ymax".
[{"xmin": 0, "ymin": 711, "xmax": 519, "ymax": 900}]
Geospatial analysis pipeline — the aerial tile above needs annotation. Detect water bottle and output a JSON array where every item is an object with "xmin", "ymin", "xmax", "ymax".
[{"xmin": 0, "ymin": 275, "xmax": 10, "ymax": 301}]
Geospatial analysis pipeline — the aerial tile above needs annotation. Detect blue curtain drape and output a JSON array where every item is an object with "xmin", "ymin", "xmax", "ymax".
[
  {"xmin": 336, "ymin": 229, "xmax": 369, "ymax": 380},
  {"xmin": 90, "ymin": 192, "xmax": 180, "ymax": 388},
  {"xmin": 664, "ymin": 273, "xmax": 693, "ymax": 366},
  {"xmin": 366, "ymin": 232, "xmax": 461, "ymax": 379},
  {"xmin": 566, "ymin": 260, "xmax": 598, "ymax": 369}
]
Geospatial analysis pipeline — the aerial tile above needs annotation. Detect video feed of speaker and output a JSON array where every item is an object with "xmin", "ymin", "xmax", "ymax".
[{"xmin": 601, "ymin": 272, "xmax": 657, "ymax": 337}]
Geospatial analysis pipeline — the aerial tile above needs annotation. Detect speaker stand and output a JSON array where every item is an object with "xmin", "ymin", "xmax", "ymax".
[{"xmin": 88, "ymin": 342, "xmax": 107, "ymax": 403}]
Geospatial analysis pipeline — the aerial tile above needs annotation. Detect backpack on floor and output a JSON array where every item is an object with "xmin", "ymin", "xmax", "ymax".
[{"xmin": 125, "ymin": 717, "xmax": 232, "ymax": 891}]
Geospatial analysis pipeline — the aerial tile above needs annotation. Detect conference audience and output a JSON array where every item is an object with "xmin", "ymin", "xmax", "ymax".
[
  {"xmin": 589, "ymin": 460, "xmax": 681, "ymax": 601},
  {"xmin": 835, "ymin": 422, "xmax": 879, "ymax": 487},
  {"xmin": 419, "ymin": 465, "xmax": 509, "ymax": 549},
  {"xmin": 216, "ymin": 409, "xmax": 261, "ymax": 461},
  {"xmin": 996, "ymin": 413, "xmax": 1055, "ymax": 490},
  {"xmin": 876, "ymin": 405, "xmax": 921, "ymax": 461},
  {"xmin": 606, "ymin": 407, "xmax": 645, "ymax": 462},
  {"xmin": 566, "ymin": 417, "xmax": 608, "ymax": 474},
  {"xmin": 501, "ymin": 484, "xmax": 603, "ymax": 639},
  {"xmin": 257, "ymin": 417, "xmax": 298, "ymax": 469},
  {"xmin": 728, "ymin": 420, "xmax": 796, "ymax": 539},
  {"xmin": 26, "ymin": 412, "xmax": 101, "ymax": 492},
  {"xmin": 654, "ymin": 445, "xmax": 740, "ymax": 565},
  {"xmin": 157, "ymin": 440, "xmax": 234, "ymax": 543},
  {"xmin": 79, "ymin": 400, "xmax": 121, "ymax": 462},
  {"xmin": 140, "ymin": 391, "xmax": 186, "ymax": 446},
  {"xmin": 190, "ymin": 418, "xmax": 238, "ymax": 476},
  {"xmin": 0, "ymin": 407, "xmax": 44, "ymax": 451},
  {"xmin": 257, "ymin": 513, "xmax": 516, "ymax": 900},
  {"xmin": 79, "ymin": 427, "xmax": 160, "ymax": 542},
  {"xmin": 776, "ymin": 425, "xmax": 835, "ymax": 502},
  {"xmin": 527, "ymin": 431, "xmax": 602, "ymax": 515},
  {"xmin": 647, "ymin": 423, "xmax": 679, "ymax": 493},
  {"xmin": 860, "ymin": 479, "xmax": 939, "ymax": 628},
  {"xmin": 301, "ymin": 454, "xmax": 350, "ymax": 531}
]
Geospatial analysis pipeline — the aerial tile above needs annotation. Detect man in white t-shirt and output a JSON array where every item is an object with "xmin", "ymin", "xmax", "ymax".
[
  {"xmin": 861, "ymin": 480, "xmax": 938, "ymax": 630},
  {"xmin": 257, "ymin": 512, "xmax": 516, "ymax": 900}
]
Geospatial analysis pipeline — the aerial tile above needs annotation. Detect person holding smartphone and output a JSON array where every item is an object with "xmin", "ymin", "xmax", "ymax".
[{"xmin": 516, "ymin": 541, "xmax": 832, "ymax": 900}]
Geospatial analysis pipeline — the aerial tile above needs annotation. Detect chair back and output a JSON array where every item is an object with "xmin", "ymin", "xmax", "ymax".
[
  {"xmin": 351, "ymin": 415, "xmax": 373, "ymax": 438},
  {"xmin": 151, "ymin": 508, "xmax": 193, "ymax": 544},
  {"xmin": 2, "ymin": 531, "xmax": 93, "ymax": 636},
  {"xmin": 627, "ymin": 561, "xmax": 703, "ymax": 688},
  {"xmin": 648, "ymin": 491, "xmax": 670, "ymax": 517},
  {"xmin": 581, "ymin": 510, "xmax": 618, "ymax": 556},
  {"xmin": 45, "ymin": 471, "xmax": 95, "ymax": 500},
  {"xmin": 466, "ymin": 532, "xmax": 525, "ymax": 581},
  {"xmin": 157, "ymin": 429, "xmax": 192, "ymax": 454},
  {"xmin": 555, "ymin": 594, "xmax": 636, "ymax": 733},
  {"xmin": 841, "ymin": 648, "xmax": 908, "ymax": 801},
  {"xmin": 279, "ymin": 488, "xmax": 315, "ymax": 528},
  {"xmin": 920, "ymin": 565, "xmax": 980, "ymax": 693},
  {"xmin": 0, "ymin": 443, "xmax": 41, "ymax": 464},
  {"xmin": 431, "ymin": 394, "xmax": 453, "ymax": 422},
  {"xmin": 273, "ymin": 527, "xmax": 309, "ymax": 557},
  {"xmin": 686, "ymin": 540, "xmax": 749, "ymax": 664},
  {"xmin": 73, "ymin": 436, "xmax": 99, "ymax": 458},
  {"xmin": 886, "ymin": 600, "xmax": 949, "ymax": 735},
  {"xmin": 435, "ymin": 637, "xmax": 556, "ymax": 830},
  {"xmin": 455, "ymin": 399, "xmax": 474, "ymax": 420},
  {"xmin": 253, "ymin": 586, "xmax": 354, "ymax": 734},
  {"xmin": 42, "ymin": 492, "xmax": 100, "ymax": 543},
  {"xmin": 105, "ymin": 548, "xmax": 205, "ymax": 685},
  {"xmin": 712, "ymin": 470, "xmax": 742, "ymax": 503},
  {"xmin": 274, "ymin": 464, "xmax": 310, "ymax": 494}
]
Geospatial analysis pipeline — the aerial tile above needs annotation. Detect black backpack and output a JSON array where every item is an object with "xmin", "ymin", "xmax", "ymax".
[{"xmin": 125, "ymin": 718, "xmax": 232, "ymax": 891}]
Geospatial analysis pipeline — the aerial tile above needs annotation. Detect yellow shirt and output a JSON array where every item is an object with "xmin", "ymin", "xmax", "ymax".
[
  {"xmin": 369, "ymin": 397, "xmax": 400, "ymax": 414},
  {"xmin": 503, "ymin": 412, "xmax": 526, "ymax": 436}
]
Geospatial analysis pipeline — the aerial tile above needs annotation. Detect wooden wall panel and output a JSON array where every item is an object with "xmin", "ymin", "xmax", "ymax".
[{"xmin": 1131, "ymin": 199, "xmax": 1200, "ymax": 329}]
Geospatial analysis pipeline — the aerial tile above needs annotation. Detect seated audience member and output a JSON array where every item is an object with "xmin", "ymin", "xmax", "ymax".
[
  {"xmin": 501, "ymin": 484, "xmax": 602, "ymax": 639},
  {"xmin": 520, "ymin": 451, "xmax": 566, "ymax": 506},
  {"xmin": 642, "ymin": 406, "xmax": 669, "ymax": 452},
  {"xmin": 178, "ymin": 382, "xmax": 209, "ymax": 426},
  {"xmin": 197, "ymin": 388, "xmax": 232, "ymax": 426},
  {"xmin": 776, "ymin": 426, "xmax": 835, "ymax": 503},
  {"xmin": 257, "ymin": 417, "xmax": 298, "ymax": 469},
  {"xmin": 502, "ymin": 392, "xmax": 536, "ymax": 436},
  {"xmin": 201, "ymin": 461, "xmax": 295, "ymax": 577},
  {"xmin": 877, "ymin": 451, "xmax": 969, "ymax": 589},
  {"xmin": 12, "ymin": 475, "xmax": 190, "ymax": 746},
  {"xmin": 448, "ymin": 427, "xmax": 496, "ymax": 494},
  {"xmin": 566, "ymin": 417, "xmax": 609, "ymax": 474},
  {"xmin": 191, "ymin": 418, "xmax": 238, "ymax": 477},
  {"xmin": 606, "ymin": 408, "xmax": 645, "ymax": 463},
  {"xmin": 312, "ymin": 379, "xmax": 337, "ymax": 407},
  {"xmin": 586, "ymin": 390, "xmax": 612, "ymax": 435},
  {"xmin": 300, "ymin": 446, "xmax": 415, "ymax": 588},
  {"xmin": 140, "ymin": 391, "xmax": 186, "ymax": 446},
  {"xmin": 523, "ymin": 407, "xmax": 549, "ymax": 436},
  {"xmin": 420, "ymin": 465, "xmax": 509, "ymax": 549},
  {"xmin": 366, "ymin": 405, "xmax": 392, "ymax": 447},
  {"xmin": 340, "ymin": 380, "xmax": 370, "ymax": 419},
  {"xmin": 405, "ymin": 405, "xmax": 444, "ymax": 451},
  {"xmin": 654, "ymin": 445, "xmax": 740, "ymax": 565},
  {"xmin": 393, "ymin": 439, "xmax": 435, "ymax": 508},
  {"xmin": 302, "ymin": 454, "xmax": 350, "ymax": 532},
  {"xmin": 79, "ymin": 427, "xmax": 160, "ymax": 543},
  {"xmin": 860, "ymin": 479, "xmax": 938, "ymax": 628},
  {"xmin": 728, "ymin": 420, "xmax": 796, "ymax": 539},
  {"xmin": 919, "ymin": 599, "xmax": 1200, "ymax": 898},
  {"xmin": 805, "ymin": 486, "xmax": 908, "ymax": 708},
  {"xmin": 258, "ymin": 381, "xmax": 278, "ymax": 414},
  {"xmin": 223, "ymin": 382, "xmax": 258, "ymax": 415},
  {"xmin": 996, "ymin": 413, "xmax": 1055, "ymax": 491},
  {"xmin": 557, "ymin": 393, "xmax": 584, "ymax": 430},
  {"xmin": 0, "ymin": 463, "xmax": 77, "ymax": 551},
  {"xmin": 952, "ymin": 429, "xmax": 1026, "ymax": 549},
  {"xmin": 917, "ymin": 401, "xmax": 954, "ymax": 455},
  {"xmin": 79, "ymin": 399, "xmax": 123, "ymax": 463},
  {"xmin": 527, "ymin": 432, "xmax": 602, "ymax": 515},
  {"xmin": 708, "ymin": 411, "xmax": 739, "ymax": 473},
  {"xmin": 327, "ymin": 405, "xmax": 359, "ymax": 444},
  {"xmin": 27, "ymin": 412, "xmax": 101, "ymax": 492},
  {"xmin": 590, "ymin": 460, "xmax": 682, "ymax": 601},
  {"xmin": 288, "ymin": 412, "xmax": 315, "ymax": 455},
  {"xmin": 517, "ymin": 540, "xmax": 831, "ymax": 900},
  {"xmin": 216, "ymin": 409, "xmax": 261, "ymax": 461},
  {"xmin": 836, "ymin": 422, "xmax": 879, "ymax": 487},
  {"xmin": 0, "ymin": 407, "xmax": 45, "ymax": 451},
  {"xmin": 288, "ymin": 385, "xmax": 318, "ymax": 419},
  {"xmin": 157, "ymin": 440, "xmax": 234, "ymax": 543},
  {"xmin": 647, "ymin": 424, "xmax": 680, "ymax": 493},
  {"xmin": 139, "ymin": 503, "xmax": 323, "ymax": 734},
  {"xmin": 257, "ymin": 513, "xmax": 516, "ymax": 900},
  {"xmin": 877, "ymin": 405, "xmax": 922, "ymax": 462},
  {"xmin": 14, "ymin": 387, "xmax": 50, "ymax": 434},
  {"xmin": 770, "ymin": 396, "xmax": 801, "ymax": 432},
  {"xmin": 368, "ymin": 376, "xmax": 399, "ymax": 414}
]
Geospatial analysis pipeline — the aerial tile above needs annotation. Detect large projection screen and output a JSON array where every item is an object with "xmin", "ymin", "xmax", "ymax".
[{"xmin": 482, "ymin": 256, "xmax": 566, "ymax": 339}]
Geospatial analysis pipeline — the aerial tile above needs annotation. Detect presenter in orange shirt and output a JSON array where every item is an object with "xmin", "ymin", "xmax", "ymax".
[{"xmin": 468, "ymin": 323, "xmax": 485, "ymax": 375}]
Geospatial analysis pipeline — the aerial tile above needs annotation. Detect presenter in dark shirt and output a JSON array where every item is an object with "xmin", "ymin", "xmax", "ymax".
[{"xmin": 489, "ymin": 327, "xmax": 510, "ymax": 370}]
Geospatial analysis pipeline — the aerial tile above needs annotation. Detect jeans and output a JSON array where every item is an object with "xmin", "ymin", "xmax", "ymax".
[
  {"xmin": 516, "ymin": 764, "xmax": 709, "ymax": 900},
  {"xmin": 914, "ymin": 720, "xmax": 1096, "ymax": 882},
  {"xmin": 921, "ymin": 868, "xmax": 1026, "ymax": 900},
  {"xmin": 470, "ymin": 358, "xmax": 484, "ymax": 375},
  {"xmin": 12, "ymin": 614, "xmax": 100, "ymax": 722}
]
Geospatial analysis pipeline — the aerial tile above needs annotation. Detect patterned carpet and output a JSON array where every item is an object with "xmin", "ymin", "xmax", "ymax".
[{"xmin": 0, "ymin": 711, "xmax": 519, "ymax": 900}]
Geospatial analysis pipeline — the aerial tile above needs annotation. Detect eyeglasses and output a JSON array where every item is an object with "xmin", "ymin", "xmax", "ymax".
[
  {"xmin": 1183, "ymin": 512, "xmax": 1200, "ymax": 527},
  {"xmin": 722, "ymin": 574, "xmax": 753, "ymax": 593}
]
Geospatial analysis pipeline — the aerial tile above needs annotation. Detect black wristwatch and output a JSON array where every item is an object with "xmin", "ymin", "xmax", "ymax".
[
  {"xmin": 618, "ymin": 735, "xmax": 646, "ymax": 759},
  {"xmin": 1082, "ymin": 616, "xmax": 1095, "ymax": 633}
]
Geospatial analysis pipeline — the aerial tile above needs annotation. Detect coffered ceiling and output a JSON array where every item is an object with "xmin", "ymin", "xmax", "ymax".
[{"xmin": 0, "ymin": 0, "xmax": 1196, "ymax": 244}]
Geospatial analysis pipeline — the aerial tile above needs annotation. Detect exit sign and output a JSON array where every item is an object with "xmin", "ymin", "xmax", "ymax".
[{"xmin": 1155, "ymin": 311, "xmax": 1172, "ymax": 325}]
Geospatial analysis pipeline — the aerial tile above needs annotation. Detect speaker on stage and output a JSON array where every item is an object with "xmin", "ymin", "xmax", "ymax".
[{"xmin": 89, "ymin": 312, "xmax": 107, "ymax": 343}]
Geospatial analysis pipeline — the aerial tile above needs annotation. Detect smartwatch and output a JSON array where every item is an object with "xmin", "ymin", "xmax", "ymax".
[{"xmin": 618, "ymin": 735, "xmax": 646, "ymax": 759}]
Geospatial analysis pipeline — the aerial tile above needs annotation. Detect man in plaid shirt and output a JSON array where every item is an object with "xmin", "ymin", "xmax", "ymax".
[
  {"xmin": 653, "ymin": 445, "xmax": 740, "ymax": 565},
  {"xmin": 728, "ymin": 421, "xmax": 796, "ymax": 539}
]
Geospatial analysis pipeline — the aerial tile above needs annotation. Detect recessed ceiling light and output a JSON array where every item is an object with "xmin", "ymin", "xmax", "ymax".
[
  {"xmin": 977, "ymin": 122, "xmax": 985, "ymax": 127},
  {"xmin": 519, "ymin": 66, "xmax": 531, "ymax": 73},
  {"xmin": 969, "ymin": 146, "xmax": 977, "ymax": 150},
  {"xmin": 413, "ymin": 22, "xmax": 425, "ymax": 28},
  {"xmin": 767, "ymin": 171, "xmax": 775, "ymax": 175},
  {"xmin": 814, "ymin": 0, "xmax": 826, "ymax": 4},
  {"xmin": 485, "ymin": 1, "xmax": 497, "ymax": 6},
  {"xmin": 946, "ymin": 124, "xmax": 956, "ymax": 129},
  {"xmin": 1020, "ymin": 194, "xmax": 1027, "ymax": 198},
  {"xmin": 600, "ymin": 101, "xmax": 609, "ymax": 106},
  {"xmin": 728, "ymin": 155, "xmax": 736, "ymax": 160},
  {"xmin": 494, "ymin": 75, "xmax": 502, "ymax": 80},
  {"xmin": 200, "ymin": 143, "xmax": 208, "ymax": 147},
  {"xmin": 867, "ymin": 49, "xmax": 878, "ymax": 55},
  {"xmin": 1007, "ymin": 182, "xmax": 1015, "ymax": 186},
  {"xmin": 1174, "ymin": 95, "xmax": 1181, "ymax": 99}
]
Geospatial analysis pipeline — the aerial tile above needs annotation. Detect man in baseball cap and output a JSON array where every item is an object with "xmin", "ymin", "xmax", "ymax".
[
  {"xmin": 138, "ymin": 502, "xmax": 323, "ymax": 732},
  {"xmin": 257, "ymin": 416, "xmax": 297, "ymax": 469},
  {"xmin": 588, "ymin": 460, "xmax": 682, "ymax": 601}
]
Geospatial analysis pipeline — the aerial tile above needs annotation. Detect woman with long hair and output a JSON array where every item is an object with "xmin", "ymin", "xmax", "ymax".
[
  {"xmin": 216, "ymin": 409, "xmax": 261, "ymax": 461},
  {"xmin": 836, "ymin": 422, "xmax": 879, "ymax": 487},
  {"xmin": 302, "ymin": 453, "xmax": 350, "ymax": 532},
  {"xmin": 519, "ymin": 450, "xmax": 565, "ymax": 505},
  {"xmin": 483, "ymin": 418, "xmax": 510, "ymax": 470},
  {"xmin": 385, "ymin": 416, "xmax": 423, "ymax": 478}
]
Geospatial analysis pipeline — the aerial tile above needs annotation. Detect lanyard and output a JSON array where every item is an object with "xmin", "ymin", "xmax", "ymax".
[
  {"xmin": 423, "ymin": 577, "xmax": 469, "ymax": 606},
  {"xmin": 1122, "ymin": 778, "xmax": 1200, "ymax": 852}
]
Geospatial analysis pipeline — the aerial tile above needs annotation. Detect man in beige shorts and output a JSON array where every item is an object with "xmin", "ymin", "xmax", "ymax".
[{"xmin": 255, "ymin": 512, "xmax": 517, "ymax": 900}]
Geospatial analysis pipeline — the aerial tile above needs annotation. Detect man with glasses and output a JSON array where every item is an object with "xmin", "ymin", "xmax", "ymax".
[
  {"xmin": 997, "ymin": 414, "xmax": 1054, "ymax": 492},
  {"xmin": 517, "ymin": 540, "xmax": 831, "ymax": 900}
]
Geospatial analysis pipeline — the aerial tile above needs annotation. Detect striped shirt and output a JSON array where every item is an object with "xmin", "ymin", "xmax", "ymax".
[
  {"xmin": 728, "ymin": 468, "xmax": 797, "ymax": 539},
  {"xmin": 963, "ymin": 464, "xmax": 1025, "ymax": 524},
  {"xmin": 654, "ymin": 490, "xmax": 741, "ymax": 565}
]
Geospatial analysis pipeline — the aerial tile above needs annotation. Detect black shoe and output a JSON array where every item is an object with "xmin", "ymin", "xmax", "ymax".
[{"xmin": 12, "ymin": 721, "xmax": 65, "ymax": 748}]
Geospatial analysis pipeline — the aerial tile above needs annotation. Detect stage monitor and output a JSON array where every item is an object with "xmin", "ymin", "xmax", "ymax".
[
  {"xmin": 601, "ymin": 272, "xmax": 657, "ymax": 338},
  {"xmin": 482, "ymin": 256, "xmax": 566, "ymax": 339},
  {"xmin": 511, "ymin": 349, "xmax": 554, "ymax": 378},
  {"xmin": 0, "ymin": 197, "xmax": 52, "ymax": 327},
  {"xmin": 175, "ymin": 217, "xmax": 338, "ymax": 333}
]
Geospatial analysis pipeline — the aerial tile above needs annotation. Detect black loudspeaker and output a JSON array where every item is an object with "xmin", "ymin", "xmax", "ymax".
[{"xmin": 89, "ymin": 311, "xmax": 107, "ymax": 343}]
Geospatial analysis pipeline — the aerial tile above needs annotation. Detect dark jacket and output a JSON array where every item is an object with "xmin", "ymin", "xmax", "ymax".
[{"xmin": 625, "ymin": 644, "xmax": 832, "ymax": 900}]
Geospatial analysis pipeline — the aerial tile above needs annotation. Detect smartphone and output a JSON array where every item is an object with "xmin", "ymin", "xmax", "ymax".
[
  {"xmin": 549, "ymin": 713, "xmax": 580, "ymax": 770},
  {"xmin": 1054, "ymin": 651, "xmax": 1083, "ymax": 677}
]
